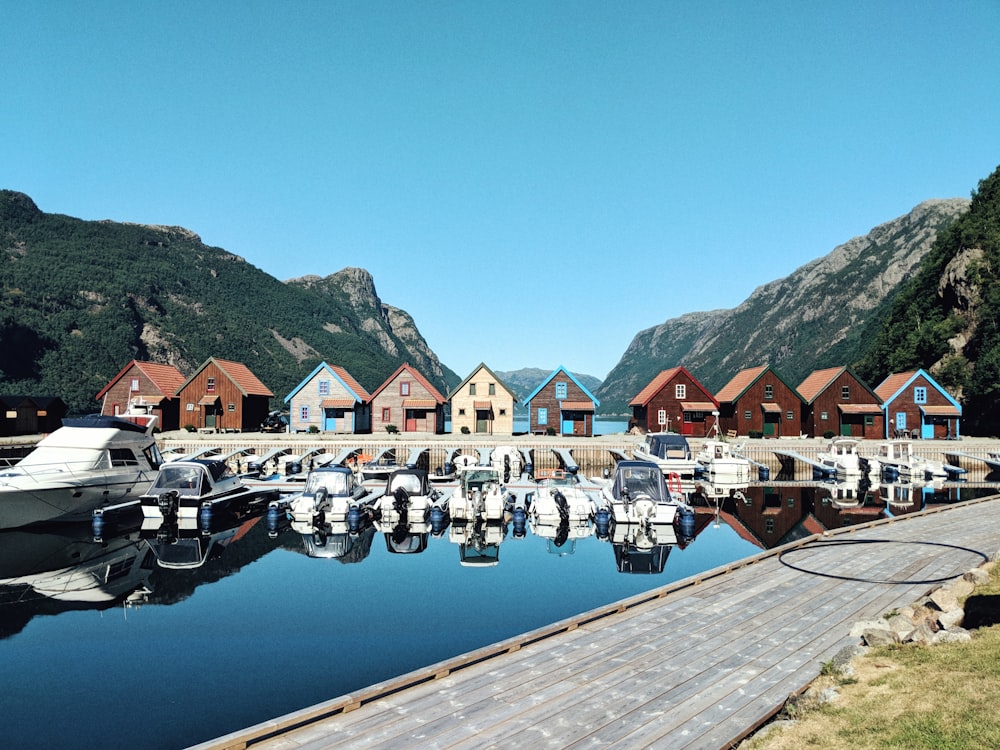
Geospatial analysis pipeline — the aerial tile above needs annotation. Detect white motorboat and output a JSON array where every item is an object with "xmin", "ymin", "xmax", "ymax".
[
  {"xmin": 448, "ymin": 518, "xmax": 506, "ymax": 567},
  {"xmin": 868, "ymin": 440, "xmax": 961, "ymax": 482},
  {"xmin": 529, "ymin": 468, "xmax": 599, "ymax": 526},
  {"xmin": 490, "ymin": 445, "xmax": 524, "ymax": 483},
  {"xmin": 449, "ymin": 465, "xmax": 513, "ymax": 524},
  {"xmin": 602, "ymin": 460, "xmax": 692, "ymax": 528},
  {"xmin": 816, "ymin": 437, "xmax": 871, "ymax": 478},
  {"xmin": 139, "ymin": 459, "xmax": 279, "ymax": 522},
  {"xmin": 631, "ymin": 432, "xmax": 699, "ymax": 484},
  {"xmin": 695, "ymin": 439, "xmax": 752, "ymax": 483},
  {"xmin": 285, "ymin": 465, "xmax": 374, "ymax": 527},
  {"xmin": 0, "ymin": 414, "xmax": 163, "ymax": 529},
  {"xmin": 372, "ymin": 468, "xmax": 448, "ymax": 526}
]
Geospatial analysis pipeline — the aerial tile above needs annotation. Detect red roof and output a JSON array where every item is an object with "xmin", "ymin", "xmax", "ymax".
[
  {"xmin": 715, "ymin": 365, "xmax": 769, "ymax": 402},
  {"xmin": 629, "ymin": 367, "xmax": 718, "ymax": 409},
  {"xmin": 95, "ymin": 360, "xmax": 186, "ymax": 401},
  {"xmin": 561, "ymin": 400, "xmax": 595, "ymax": 411},
  {"xmin": 796, "ymin": 367, "xmax": 846, "ymax": 403},
  {"xmin": 213, "ymin": 358, "xmax": 274, "ymax": 397},
  {"xmin": 875, "ymin": 371, "xmax": 917, "ymax": 401},
  {"xmin": 329, "ymin": 365, "xmax": 371, "ymax": 401},
  {"xmin": 370, "ymin": 363, "xmax": 445, "ymax": 404}
]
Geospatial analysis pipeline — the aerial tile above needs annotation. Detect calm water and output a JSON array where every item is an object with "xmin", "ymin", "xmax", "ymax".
[{"xmin": 0, "ymin": 477, "xmax": 994, "ymax": 750}]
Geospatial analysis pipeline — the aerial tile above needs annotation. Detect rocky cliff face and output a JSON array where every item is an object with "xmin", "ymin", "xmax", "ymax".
[{"xmin": 596, "ymin": 198, "xmax": 970, "ymax": 413}]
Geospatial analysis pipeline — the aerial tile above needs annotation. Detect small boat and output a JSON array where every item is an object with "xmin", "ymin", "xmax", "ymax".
[
  {"xmin": 869, "ymin": 439, "xmax": 960, "ymax": 482},
  {"xmin": 371, "ymin": 468, "xmax": 449, "ymax": 526},
  {"xmin": 816, "ymin": 437, "xmax": 871, "ymax": 478},
  {"xmin": 140, "ymin": 514, "xmax": 252, "ymax": 569},
  {"xmin": 695, "ymin": 439, "xmax": 753, "ymax": 482},
  {"xmin": 285, "ymin": 465, "xmax": 375, "ymax": 527},
  {"xmin": 602, "ymin": 459, "xmax": 693, "ymax": 528},
  {"xmin": 449, "ymin": 518, "xmax": 506, "ymax": 567},
  {"xmin": 528, "ymin": 468, "xmax": 599, "ymax": 526},
  {"xmin": 449, "ymin": 465, "xmax": 513, "ymax": 524},
  {"xmin": 0, "ymin": 414, "xmax": 163, "ymax": 529},
  {"xmin": 489, "ymin": 445, "xmax": 524, "ymax": 483},
  {"xmin": 139, "ymin": 459, "xmax": 279, "ymax": 522},
  {"xmin": 631, "ymin": 432, "xmax": 699, "ymax": 484},
  {"xmin": 609, "ymin": 520, "xmax": 677, "ymax": 574}
]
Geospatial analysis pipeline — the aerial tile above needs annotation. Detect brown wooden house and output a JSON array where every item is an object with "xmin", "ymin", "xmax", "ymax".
[
  {"xmin": 95, "ymin": 360, "xmax": 187, "ymax": 431},
  {"xmin": 715, "ymin": 365, "xmax": 803, "ymax": 438},
  {"xmin": 524, "ymin": 366, "xmax": 600, "ymax": 436},
  {"xmin": 175, "ymin": 358, "xmax": 273, "ymax": 432},
  {"xmin": 369, "ymin": 363, "xmax": 445, "ymax": 434},
  {"xmin": 796, "ymin": 366, "xmax": 884, "ymax": 438},
  {"xmin": 874, "ymin": 369, "xmax": 962, "ymax": 439},
  {"xmin": 628, "ymin": 366, "xmax": 719, "ymax": 436},
  {"xmin": 0, "ymin": 395, "xmax": 67, "ymax": 436}
]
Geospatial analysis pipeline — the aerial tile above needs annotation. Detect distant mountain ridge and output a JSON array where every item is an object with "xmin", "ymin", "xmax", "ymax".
[
  {"xmin": 0, "ymin": 190, "xmax": 457, "ymax": 414},
  {"xmin": 595, "ymin": 198, "xmax": 971, "ymax": 414},
  {"xmin": 494, "ymin": 368, "xmax": 603, "ymax": 411}
]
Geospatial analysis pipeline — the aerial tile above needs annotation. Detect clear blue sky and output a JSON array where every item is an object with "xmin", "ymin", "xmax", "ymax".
[{"xmin": 4, "ymin": 2, "xmax": 998, "ymax": 380}]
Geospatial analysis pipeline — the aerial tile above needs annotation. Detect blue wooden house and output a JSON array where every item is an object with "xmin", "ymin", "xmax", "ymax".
[
  {"xmin": 284, "ymin": 362, "xmax": 372, "ymax": 434},
  {"xmin": 524, "ymin": 366, "xmax": 600, "ymax": 436},
  {"xmin": 874, "ymin": 369, "xmax": 962, "ymax": 439}
]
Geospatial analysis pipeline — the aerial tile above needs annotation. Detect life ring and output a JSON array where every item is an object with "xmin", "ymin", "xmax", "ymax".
[{"xmin": 666, "ymin": 472, "xmax": 683, "ymax": 497}]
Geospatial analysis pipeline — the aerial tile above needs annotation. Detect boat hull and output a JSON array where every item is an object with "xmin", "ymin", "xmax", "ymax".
[{"xmin": 0, "ymin": 474, "xmax": 155, "ymax": 529}]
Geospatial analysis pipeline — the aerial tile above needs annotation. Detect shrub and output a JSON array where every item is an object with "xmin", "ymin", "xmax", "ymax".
[
  {"xmin": 183, "ymin": 424, "xmax": 195, "ymax": 433},
  {"xmin": 385, "ymin": 424, "xmax": 398, "ymax": 434},
  {"xmin": 460, "ymin": 426, "xmax": 470, "ymax": 434},
  {"xmin": 307, "ymin": 425, "xmax": 319, "ymax": 434}
]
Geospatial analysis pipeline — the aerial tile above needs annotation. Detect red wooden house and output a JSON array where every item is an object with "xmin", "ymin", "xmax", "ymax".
[
  {"xmin": 96, "ymin": 360, "xmax": 187, "ymax": 431},
  {"xmin": 715, "ymin": 365, "xmax": 803, "ymax": 438},
  {"xmin": 369, "ymin": 363, "xmax": 445, "ymax": 434},
  {"xmin": 175, "ymin": 358, "xmax": 273, "ymax": 432},
  {"xmin": 628, "ymin": 367, "xmax": 719, "ymax": 436},
  {"xmin": 0, "ymin": 395, "xmax": 66, "ymax": 436},
  {"xmin": 796, "ymin": 366, "xmax": 884, "ymax": 438}
]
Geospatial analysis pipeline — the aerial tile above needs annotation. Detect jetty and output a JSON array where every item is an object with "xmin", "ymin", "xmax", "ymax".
[{"xmin": 194, "ymin": 493, "xmax": 1000, "ymax": 750}]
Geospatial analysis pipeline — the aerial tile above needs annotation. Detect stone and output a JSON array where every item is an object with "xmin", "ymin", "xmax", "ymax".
[
  {"xmin": 906, "ymin": 619, "xmax": 938, "ymax": 646},
  {"xmin": 948, "ymin": 578, "xmax": 975, "ymax": 599},
  {"xmin": 850, "ymin": 619, "xmax": 888, "ymax": 638},
  {"xmin": 886, "ymin": 614, "xmax": 916, "ymax": 640},
  {"xmin": 964, "ymin": 568, "xmax": 991, "ymax": 586},
  {"xmin": 933, "ymin": 627, "xmax": 972, "ymax": 645},
  {"xmin": 937, "ymin": 608, "xmax": 965, "ymax": 630},
  {"xmin": 862, "ymin": 627, "xmax": 897, "ymax": 647},
  {"xmin": 929, "ymin": 588, "xmax": 960, "ymax": 612}
]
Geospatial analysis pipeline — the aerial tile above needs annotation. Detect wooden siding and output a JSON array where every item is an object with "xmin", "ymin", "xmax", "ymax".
[
  {"xmin": 370, "ymin": 371, "xmax": 443, "ymax": 435},
  {"xmin": 288, "ymin": 371, "xmax": 368, "ymax": 434},
  {"xmin": 98, "ymin": 363, "xmax": 181, "ymax": 431},
  {"xmin": 802, "ymin": 370, "xmax": 883, "ymax": 439},
  {"xmin": 177, "ymin": 362, "xmax": 270, "ymax": 432},
  {"xmin": 718, "ymin": 370, "xmax": 802, "ymax": 438},
  {"xmin": 883, "ymin": 373, "xmax": 959, "ymax": 439},
  {"xmin": 529, "ymin": 378, "xmax": 594, "ymax": 437},
  {"xmin": 450, "ymin": 366, "xmax": 516, "ymax": 435},
  {"xmin": 630, "ymin": 371, "xmax": 716, "ymax": 437}
]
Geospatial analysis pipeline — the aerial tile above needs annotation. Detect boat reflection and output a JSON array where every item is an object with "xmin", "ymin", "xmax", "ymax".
[{"xmin": 450, "ymin": 519, "xmax": 508, "ymax": 567}]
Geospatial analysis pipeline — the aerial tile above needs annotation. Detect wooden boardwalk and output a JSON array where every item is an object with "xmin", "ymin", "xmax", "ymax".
[{"xmin": 195, "ymin": 496, "xmax": 1000, "ymax": 750}]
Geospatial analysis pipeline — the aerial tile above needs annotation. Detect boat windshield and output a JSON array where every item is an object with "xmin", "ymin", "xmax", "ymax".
[
  {"xmin": 306, "ymin": 471, "xmax": 350, "ymax": 496},
  {"xmin": 615, "ymin": 466, "xmax": 664, "ymax": 500},
  {"xmin": 152, "ymin": 465, "xmax": 208, "ymax": 496},
  {"xmin": 389, "ymin": 473, "xmax": 424, "ymax": 495}
]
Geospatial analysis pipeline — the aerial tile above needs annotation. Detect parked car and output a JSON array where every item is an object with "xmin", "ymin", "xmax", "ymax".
[{"xmin": 260, "ymin": 410, "xmax": 288, "ymax": 433}]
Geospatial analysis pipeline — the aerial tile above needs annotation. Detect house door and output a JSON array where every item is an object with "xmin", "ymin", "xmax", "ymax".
[
  {"xmin": 562, "ymin": 417, "xmax": 574, "ymax": 435},
  {"xmin": 205, "ymin": 409, "xmax": 217, "ymax": 429},
  {"xmin": 405, "ymin": 409, "xmax": 419, "ymax": 432},
  {"xmin": 763, "ymin": 414, "xmax": 778, "ymax": 436},
  {"xmin": 475, "ymin": 409, "xmax": 491, "ymax": 434},
  {"xmin": 324, "ymin": 409, "xmax": 337, "ymax": 432},
  {"xmin": 895, "ymin": 412, "xmax": 907, "ymax": 436}
]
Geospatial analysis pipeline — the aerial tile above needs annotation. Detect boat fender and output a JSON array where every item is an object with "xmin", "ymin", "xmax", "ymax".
[
  {"xmin": 199, "ymin": 505, "xmax": 212, "ymax": 533},
  {"xmin": 758, "ymin": 465, "xmax": 770, "ymax": 481},
  {"xmin": 677, "ymin": 507, "xmax": 695, "ymax": 540},
  {"xmin": 594, "ymin": 508, "xmax": 611, "ymax": 539},
  {"xmin": 430, "ymin": 506, "xmax": 448, "ymax": 535},
  {"xmin": 347, "ymin": 505, "xmax": 361, "ymax": 532},
  {"xmin": 92, "ymin": 512, "xmax": 105, "ymax": 541},
  {"xmin": 266, "ymin": 505, "xmax": 281, "ymax": 535}
]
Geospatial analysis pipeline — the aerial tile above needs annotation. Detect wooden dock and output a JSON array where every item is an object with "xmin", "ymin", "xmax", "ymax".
[{"xmin": 196, "ymin": 495, "xmax": 1000, "ymax": 750}]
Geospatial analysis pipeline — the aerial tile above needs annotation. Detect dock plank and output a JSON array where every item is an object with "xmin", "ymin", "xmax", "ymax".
[{"xmin": 195, "ymin": 496, "xmax": 1000, "ymax": 750}]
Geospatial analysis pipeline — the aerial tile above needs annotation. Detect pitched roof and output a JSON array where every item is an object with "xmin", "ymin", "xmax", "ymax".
[
  {"xmin": 795, "ymin": 366, "xmax": 846, "ymax": 404},
  {"xmin": 629, "ymin": 367, "xmax": 718, "ymax": 408},
  {"xmin": 179, "ymin": 357, "xmax": 273, "ymax": 397},
  {"xmin": 874, "ymin": 371, "xmax": 917, "ymax": 401},
  {"xmin": 95, "ymin": 360, "xmax": 187, "ymax": 401},
  {"xmin": 524, "ymin": 366, "xmax": 600, "ymax": 407},
  {"xmin": 714, "ymin": 365, "xmax": 769, "ymax": 402},
  {"xmin": 328, "ymin": 365, "xmax": 371, "ymax": 401},
  {"xmin": 284, "ymin": 362, "xmax": 371, "ymax": 403},
  {"xmin": 447, "ymin": 362, "xmax": 518, "ymax": 402},
  {"xmin": 370, "ymin": 363, "xmax": 445, "ymax": 404}
]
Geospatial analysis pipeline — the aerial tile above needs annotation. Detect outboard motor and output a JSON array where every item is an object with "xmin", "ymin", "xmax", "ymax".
[
  {"xmin": 247, "ymin": 459, "xmax": 264, "ymax": 477},
  {"xmin": 553, "ymin": 490, "xmax": 570, "ymax": 523},
  {"xmin": 503, "ymin": 454, "xmax": 511, "ymax": 484},
  {"xmin": 525, "ymin": 460, "xmax": 534, "ymax": 480},
  {"xmin": 393, "ymin": 487, "xmax": 411, "ymax": 525},
  {"xmin": 157, "ymin": 490, "xmax": 179, "ymax": 518},
  {"xmin": 286, "ymin": 458, "xmax": 302, "ymax": 476}
]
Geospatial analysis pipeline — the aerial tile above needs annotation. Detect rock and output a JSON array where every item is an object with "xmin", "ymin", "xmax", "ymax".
[
  {"xmin": 937, "ymin": 608, "xmax": 965, "ymax": 630},
  {"xmin": 886, "ymin": 614, "xmax": 916, "ymax": 640},
  {"xmin": 947, "ymin": 578, "xmax": 975, "ymax": 599},
  {"xmin": 964, "ymin": 568, "xmax": 991, "ymax": 586},
  {"xmin": 906, "ymin": 619, "xmax": 938, "ymax": 646},
  {"xmin": 933, "ymin": 627, "xmax": 972, "ymax": 645},
  {"xmin": 850, "ymin": 619, "xmax": 888, "ymax": 638},
  {"xmin": 862, "ymin": 627, "xmax": 897, "ymax": 647},
  {"xmin": 929, "ymin": 588, "xmax": 960, "ymax": 612}
]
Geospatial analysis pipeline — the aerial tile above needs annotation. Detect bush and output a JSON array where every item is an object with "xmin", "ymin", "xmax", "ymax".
[
  {"xmin": 545, "ymin": 427, "xmax": 556, "ymax": 436},
  {"xmin": 385, "ymin": 424, "xmax": 398, "ymax": 434},
  {"xmin": 748, "ymin": 430, "xmax": 763, "ymax": 439},
  {"xmin": 183, "ymin": 424, "xmax": 195, "ymax": 432},
  {"xmin": 460, "ymin": 426, "xmax": 470, "ymax": 434},
  {"xmin": 307, "ymin": 425, "xmax": 319, "ymax": 434},
  {"xmin": 823, "ymin": 430, "xmax": 835, "ymax": 439}
]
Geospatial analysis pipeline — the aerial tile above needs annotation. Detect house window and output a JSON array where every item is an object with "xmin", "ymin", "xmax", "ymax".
[
  {"xmin": 764, "ymin": 384, "xmax": 773, "ymax": 399},
  {"xmin": 820, "ymin": 411, "xmax": 828, "ymax": 421},
  {"xmin": 489, "ymin": 383, "xmax": 496, "ymax": 396},
  {"xmin": 318, "ymin": 380, "xmax": 330, "ymax": 396},
  {"xmin": 657, "ymin": 409, "xmax": 667, "ymax": 426},
  {"xmin": 206, "ymin": 377, "xmax": 216, "ymax": 393},
  {"xmin": 469, "ymin": 383, "xmax": 476, "ymax": 396},
  {"xmin": 766, "ymin": 518, "xmax": 775, "ymax": 534},
  {"xmin": 458, "ymin": 409, "xmax": 466, "ymax": 416},
  {"xmin": 744, "ymin": 410, "xmax": 751, "ymax": 420},
  {"xmin": 555, "ymin": 382, "xmax": 567, "ymax": 399},
  {"xmin": 382, "ymin": 407, "xmax": 391, "ymax": 422},
  {"xmin": 786, "ymin": 411, "xmax": 794, "ymax": 421},
  {"xmin": 914, "ymin": 387, "xmax": 927, "ymax": 404},
  {"xmin": 186, "ymin": 403, "xmax": 194, "ymax": 411},
  {"xmin": 228, "ymin": 403, "xmax": 235, "ymax": 412},
  {"xmin": 841, "ymin": 385, "xmax": 850, "ymax": 399},
  {"xmin": 400, "ymin": 381, "xmax": 410, "ymax": 396},
  {"xmin": 300, "ymin": 406, "xmax": 309, "ymax": 421},
  {"xmin": 499, "ymin": 408, "xmax": 507, "ymax": 416},
  {"xmin": 675, "ymin": 384, "xmax": 686, "ymax": 399},
  {"xmin": 538, "ymin": 407, "xmax": 548, "ymax": 425},
  {"xmin": 130, "ymin": 377, "xmax": 140, "ymax": 391},
  {"xmin": 865, "ymin": 415, "xmax": 874, "ymax": 426}
]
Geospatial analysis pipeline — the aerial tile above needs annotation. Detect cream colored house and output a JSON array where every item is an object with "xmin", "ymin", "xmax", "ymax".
[{"xmin": 448, "ymin": 363, "xmax": 518, "ymax": 435}]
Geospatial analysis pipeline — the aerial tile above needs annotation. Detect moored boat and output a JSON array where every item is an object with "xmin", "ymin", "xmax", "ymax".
[
  {"xmin": 631, "ymin": 432, "xmax": 699, "ymax": 484},
  {"xmin": 695, "ymin": 439, "xmax": 753, "ymax": 483},
  {"xmin": 449, "ymin": 465, "xmax": 514, "ymax": 524},
  {"xmin": 602, "ymin": 459, "xmax": 693, "ymax": 528},
  {"xmin": 139, "ymin": 459, "xmax": 279, "ymax": 522},
  {"xmin": 0, "ymin": 414, "xmax": 163, "ymax": 529}
]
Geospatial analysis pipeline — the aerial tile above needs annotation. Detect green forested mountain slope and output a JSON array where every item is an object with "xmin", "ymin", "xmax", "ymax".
[
  {"xmin": 0, "ymin": 191, "xmax": 457, "ymax": 414},
  {"xmin": 855, "ymin": 165, "xmax": 1000, "ymax": 435}
]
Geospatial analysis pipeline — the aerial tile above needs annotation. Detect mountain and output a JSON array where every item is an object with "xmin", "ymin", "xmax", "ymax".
[
  {"xmin": 495, "ymin": 367, "xmax": 603, "ymax": 410},
  {"xmin": 855, "ymin": 165, "xmax": 1000, "ymax": 435},
  {"xmin": 0, "ymin": 191, "xmax": 458, "ymax": 415},
  {"xmin": 595, "ymin": 197, "xmax": 971, "ymax": 414}
]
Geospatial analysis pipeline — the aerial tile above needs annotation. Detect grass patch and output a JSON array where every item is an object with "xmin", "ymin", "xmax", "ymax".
[{"xmin": 744, "ymin": 564, "xmax": 1000, "ymax": 750}]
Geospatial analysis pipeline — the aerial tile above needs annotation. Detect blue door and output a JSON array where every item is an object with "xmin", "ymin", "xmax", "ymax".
[{"xmin": 324, "ymin": 409, "xmax": 337, "ymax": 432}]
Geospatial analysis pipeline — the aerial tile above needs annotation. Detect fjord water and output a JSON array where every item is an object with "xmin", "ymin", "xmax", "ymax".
[{"xmin": 0, "ymin": 478, "xmax": 993, "ymax": 750}]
